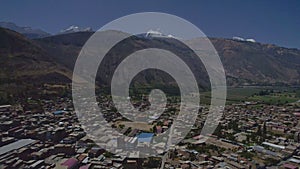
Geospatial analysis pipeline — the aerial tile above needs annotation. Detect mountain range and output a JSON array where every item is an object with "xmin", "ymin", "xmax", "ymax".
[
  {"xmin": 34, "ymin": 29, "xmax": 300, "ymax": 86},
  {"xmin": 0, "ymin": 25, "xmax": 300, "ymax": 98},
  {"xmin": 0, "ymin": 22, "xmax": 50, "ymax": 39},
  {"xmin": 0, "ymin": 22, "xmax": 94, "ymax": 39}
]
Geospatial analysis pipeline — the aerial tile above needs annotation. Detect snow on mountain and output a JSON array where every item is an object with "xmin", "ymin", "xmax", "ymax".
[
  {"xmin": 233, "ymin": 36, "xmax": 245, "ymax": 41},
  {"xmin": 246, "ymin": 38, "xmax": 256, "ymax": 43},
  {"xmin": 0, "ymin": 21, "xmax": 50, "ymax": 39},
  {"xmin": 59, "ymin": 25, "xmax": 93, "ymax": 34},
  {"xmin": 145, "ymin": 29, "xmax": 180, "ymax": 39},
  {"xmin": 233, "ymin": 36, "xmax": 256, "ymax": 43}
]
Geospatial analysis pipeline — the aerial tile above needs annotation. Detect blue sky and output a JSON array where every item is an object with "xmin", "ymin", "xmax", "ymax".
[{"xmin": 0, "ymin": 0, "xmax": 299, "ymax": 48}]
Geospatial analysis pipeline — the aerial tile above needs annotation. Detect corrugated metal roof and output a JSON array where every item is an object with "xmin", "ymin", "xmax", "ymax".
[{"xmin": 0, "ymin": 139, "xmax": 36, "ymax": 155}]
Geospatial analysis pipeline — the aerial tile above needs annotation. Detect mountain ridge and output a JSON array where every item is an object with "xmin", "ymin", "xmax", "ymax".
[
  {"xmin": 0, "ymin": 27, "xmax": 72, "ymax": 100},
  {"xmin": 0, "ymin": 28, "xmax": 299, "ymax": 100},
  {"xmin": 0, "ymin": 22, "xmax": 50, "ymax": 39},
  {"xmin": 35, "ymin": 31, "xmax": 300, "ymax": 86}
]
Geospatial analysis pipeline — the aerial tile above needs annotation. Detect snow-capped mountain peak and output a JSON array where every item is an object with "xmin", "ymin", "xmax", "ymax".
[
  {"xmin": 0, "ymin": 21, "xmax": 50, "ymax": 38},
  {"xmin": 59, "ymin": 25, "xmax": 93, "ymax": 34},
  {"xmin": 233, "ymin": 36, "xmax": 256, "ymax": 43},
  {"xmin": 145, "ymin": 29, "xmax": 180, "ymax": 39}
]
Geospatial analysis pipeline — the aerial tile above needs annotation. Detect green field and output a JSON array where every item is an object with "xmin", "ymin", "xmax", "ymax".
[
  {"xmin": 200, "ymin": 86, "xmax": 300, "ymax": 105},
  {"xmin": 200, "ymin": 87, "xmax": 261, "ymax": 105},
  {"xmin": 248, "ymin": 93, "xmax": 299, "ymax": 105}
]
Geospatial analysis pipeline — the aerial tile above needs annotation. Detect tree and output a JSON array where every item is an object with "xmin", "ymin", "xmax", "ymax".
[
  {"xmin": 127, "ymin": 127, "xmax": 132, "ymax": 133},
  {"xmin": 240, "ymin": 151, "xmax": 254, "ymax": 159},
  {"xmin": 0, "ymin": 92, "xmax": 11, "ymax": 104},
  {"xmin": 263, "ymin": 122, "xmax": 267, "ymax": 139},
  {"xmin": 119, "ymin": 124, "xmax": 125, "ymax": 129},
  {"xmin": 256, "ymin": 125, "xmax": 264, "ymax": 144},
  {"xmin": 257, "ymin": 125, "xmax": 262, "ymax": 136},
  {"xmin": 213, "ymin": 124, "xmax": 222, "ymax": 137},
  {"xmin": 146, "ymin": 157, "xmax": 161, "ymax": 168},
  {"xmin": 152, "ymin": 125, "xmax": 157, "ymax": 133},
  {"xmin": 228, "ymin": 120, "xmax": 239, "ymax": 132}
]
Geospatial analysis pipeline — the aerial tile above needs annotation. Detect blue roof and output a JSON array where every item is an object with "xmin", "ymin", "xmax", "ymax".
[
  {"xmin": 53, "ymin": 110, "xmax": 67, "ymax": 115},
  {"xmin": 137, "ymin": 133, "xmax": 154, "ymax": 143}
]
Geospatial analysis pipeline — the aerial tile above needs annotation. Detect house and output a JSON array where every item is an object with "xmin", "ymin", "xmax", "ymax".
[
  {"xmin": 282, "ymin": 163, "xmax": 299, "ymax": 169},
  {"xmin": 88, "ymin": 147, "xmax": 105, "ymax": 158},
  {"xmin": 57, "ymin": 158, "xmax": 79, "ymax": 169},
  {"xmin": 0, "ymin": 105, "xmax": 11, "ymax": 112}
]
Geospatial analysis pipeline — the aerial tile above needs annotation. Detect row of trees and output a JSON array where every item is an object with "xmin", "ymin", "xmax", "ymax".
[{"xmin": 0, "ymin": 92, "xmax": 13, "ymax": 105}]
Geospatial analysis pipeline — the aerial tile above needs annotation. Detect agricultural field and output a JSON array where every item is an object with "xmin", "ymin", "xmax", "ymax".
[{"xmin": 200, "ymin": 86, "xmax": 300, "ymax": 105}]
